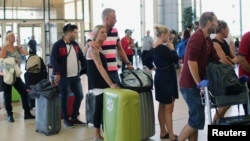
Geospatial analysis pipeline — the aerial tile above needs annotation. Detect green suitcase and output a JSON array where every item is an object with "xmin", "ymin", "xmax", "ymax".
[
  {"xmin": 12, "ymin": 87, "xmax": 21, "ymax": 102},
  {"xmin": 104, "ymin": 88, "xmax": 141, "ymax": 141}
]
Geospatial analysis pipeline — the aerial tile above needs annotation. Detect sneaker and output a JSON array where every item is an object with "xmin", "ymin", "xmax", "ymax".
[
  {"xmin": 63, "ymin": 119, "xmax": 74, "ymax": 128},
  {"xmin": 71, "ymin": 118, "xmax": 86, "ymax": 125}
]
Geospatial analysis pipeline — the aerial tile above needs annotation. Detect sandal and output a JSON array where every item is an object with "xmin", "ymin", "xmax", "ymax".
[
  {"xmin": 170, "ymin": 135, "xmax": 178, "ymax": 141},
  {"xmin": 160, "ymin": 133, "xmax": 169, "ymax": 139}
]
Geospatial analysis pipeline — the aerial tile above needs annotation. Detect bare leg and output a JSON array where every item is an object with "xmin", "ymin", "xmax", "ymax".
[
  {"xmin": 212, "ymin": 106, "xmax": 230, "ymax": 124},
  {"xmin": 178, "ymin": 124, "xmax": 198, "ymax": 141},
  {"xmin": 95, "ymin": 128, "xmax": 104, "ymax": 140},
  {"xmin": 164, "ymin": 102, "xmax": 177, "ymax": 140},
  {"xmin": 158, "ymin": 103, "xmax": 168, "ymax": 137}
]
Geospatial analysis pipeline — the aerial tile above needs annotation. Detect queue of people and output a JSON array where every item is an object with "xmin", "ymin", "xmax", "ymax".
[{"xmin": 0, "ymin": 7, "xmax": 248, "ymax": 141}]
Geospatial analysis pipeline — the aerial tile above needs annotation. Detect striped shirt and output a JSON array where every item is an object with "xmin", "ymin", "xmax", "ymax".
[{"xmin": 102, "ymin": 28, "xmax": 120, "ymax": 71}]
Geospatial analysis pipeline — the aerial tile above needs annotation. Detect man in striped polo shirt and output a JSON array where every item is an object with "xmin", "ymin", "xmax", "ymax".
[{"xmin": 100, "ymin": 8, "xmax": 133, "ymax": 85}]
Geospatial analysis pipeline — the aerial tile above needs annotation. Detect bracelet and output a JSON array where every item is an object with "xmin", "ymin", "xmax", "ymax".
[{"xmin": 126, "ymin": 62, "xmax": 131, "ymax": 65}]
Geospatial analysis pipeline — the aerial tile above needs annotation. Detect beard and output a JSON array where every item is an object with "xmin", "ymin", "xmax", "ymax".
[{"xmin": 208, "ymin": 26, "xmax": 216, "ymax": 35}]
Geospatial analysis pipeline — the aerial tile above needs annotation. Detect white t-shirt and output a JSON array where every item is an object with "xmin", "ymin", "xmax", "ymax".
[{"xmin": 66, "ymin": 44, "xmax": 78, "ymax": 77}]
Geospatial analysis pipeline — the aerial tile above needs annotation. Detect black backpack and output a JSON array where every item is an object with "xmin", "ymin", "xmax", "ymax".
[{"xmin": 206, "ymin": 62, "xmax": 244, "ymax": 97}]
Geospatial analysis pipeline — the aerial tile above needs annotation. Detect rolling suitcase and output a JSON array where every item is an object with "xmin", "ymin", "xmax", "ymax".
[
  {"xmin": 120, "ymin": 68, "xmax": 155, "ymax": 140},
  {"xmin": 61, "ymin": 93, "xmax": 75, "ymax": 119},
  {"xmin": 85, "ymin": 91, "xmax": 97, "ymax": 125},
  {"xmin": 67, "ymin": 92, "xmax": 75, "ymax": 118},
  {"xmin": 138, "ymin": 91, "xmax": 155, "ymax": 140},
  {"xmin": 103, "ymin": 88, "xmax": 141, "ymax": 141},
  {"xmin": 35, "ymin": 91, "xmax": 61, "ymax": 136}
]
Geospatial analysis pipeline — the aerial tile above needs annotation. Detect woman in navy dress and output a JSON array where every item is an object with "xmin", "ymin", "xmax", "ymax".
[{"xmin": 152, "ymin": 25, "xmax": 179, "ymax": 141}]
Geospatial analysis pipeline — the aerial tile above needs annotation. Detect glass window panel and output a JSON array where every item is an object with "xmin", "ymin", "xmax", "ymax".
[
  {"xmin": 50, "ymin": 0, "xmax": 65, "ymax": 19},
  {"xmin": 65, "ymin": 2, "xmax": 75, "ymax": 19},
  {"xmin": 50, "ymin": 0, "xmax": 83, "ymax": 20},
  {"xmin": 19, "ymin": 27, "xmax": 32, "ymax": 45},
  {"xmin": 84, "ymin": 0, "xmax": 90, "ymax": 30},
  {"xmin": 34, "ymin": 27, "xmax": 41, "ymax": 44},
  {"xmin": 77, "ymin": 0, "xmax": 83, "ymax": 19},
  {"xmin": 4, "ymin": 0, "xmax": 44, "ymax": 19},
  {"xmin": 0, "ymin": 0, "xmax": 3, "ymax": 19}
]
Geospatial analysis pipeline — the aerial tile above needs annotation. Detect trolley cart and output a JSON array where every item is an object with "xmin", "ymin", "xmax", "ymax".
[{"xmin": 198, "ymin": 75, "xmax": 250, "ymax": 125}]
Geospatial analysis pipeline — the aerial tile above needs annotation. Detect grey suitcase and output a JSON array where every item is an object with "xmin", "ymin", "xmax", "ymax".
[
  {"xmin": 85, "ymin": 92, "xmax": 96, "ymax": 125},
  {"xmin": 35, "ymin": 95, "xmax": 61, "ymax": 136},
  {"xmin": 139, "ymin": 91, "xmax": 155, "ymax": 140}
]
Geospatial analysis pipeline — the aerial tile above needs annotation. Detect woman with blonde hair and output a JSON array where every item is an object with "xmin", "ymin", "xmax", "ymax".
[
  {"xmin": 86, "ymin": 25, "xmax": 119, "ymax": 141},
  {"xmin": 152, "ymin": 25, "xmax": 179, "ymax": 141},
  {"xmin": 0, "ymin": 31, "xmax": 35, "ymax": 123}
]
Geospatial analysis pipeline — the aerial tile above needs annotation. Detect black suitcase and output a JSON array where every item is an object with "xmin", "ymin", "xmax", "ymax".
[{"xmin": 25, "ymin": 70, "xmax": 48, "ymax": 108}]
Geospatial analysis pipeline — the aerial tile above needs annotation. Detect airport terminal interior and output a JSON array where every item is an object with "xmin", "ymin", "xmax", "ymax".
[{"xmin": 0, "ymin": 0, "xmax": 249, "ymax": 141}]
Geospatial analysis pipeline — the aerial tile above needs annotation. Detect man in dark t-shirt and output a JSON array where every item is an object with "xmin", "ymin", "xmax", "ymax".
[{"xmin": 27, "ymin": 35, "xmax": 37, "ymax": 55}]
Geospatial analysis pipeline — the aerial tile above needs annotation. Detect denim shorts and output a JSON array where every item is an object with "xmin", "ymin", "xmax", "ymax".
[{"xmin": 180, "ymin": 87, "xmax": 205, "ymax": 130}]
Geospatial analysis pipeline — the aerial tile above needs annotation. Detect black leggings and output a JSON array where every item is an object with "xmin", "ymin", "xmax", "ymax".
[
  {"xmin": 3, "ymin": 77, "xmax": 31, "ymax": 116},
  {"xmin": 94, "ymin": 94, "xmax": 103, "ymax": 129}
]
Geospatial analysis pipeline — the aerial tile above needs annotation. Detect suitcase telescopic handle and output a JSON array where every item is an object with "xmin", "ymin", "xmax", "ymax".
[{"xmin": 197, "ymin": 80, "xmax": 212, "ymax": 124}]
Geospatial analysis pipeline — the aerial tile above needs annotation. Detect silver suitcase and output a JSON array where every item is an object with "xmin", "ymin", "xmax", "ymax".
[{"xmin": 139, "ymin": 91, "xmax": 155, "ymax": 140}]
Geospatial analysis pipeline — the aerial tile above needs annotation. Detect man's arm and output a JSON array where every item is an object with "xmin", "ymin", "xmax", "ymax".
[
  {"xmin": 238, "ymin": 55, "xmax": 250, "ymax": 73},
  {"xmin": 188, "ymin": 60, "xmax": 201, "ymax": 85},
  {"xmin": 117, "ymin": 41, "xmax": 133, "ymax": 69}
]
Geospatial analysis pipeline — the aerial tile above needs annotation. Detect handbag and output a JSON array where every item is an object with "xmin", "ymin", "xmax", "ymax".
[{"xmin": 120, "ymin": 68, "xmax": 153, "ymax": 92}]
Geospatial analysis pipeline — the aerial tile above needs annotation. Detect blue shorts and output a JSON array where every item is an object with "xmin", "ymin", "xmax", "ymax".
[{"xmin": 180, "ymin": 87, "xmax": 205, "ymax": 130}]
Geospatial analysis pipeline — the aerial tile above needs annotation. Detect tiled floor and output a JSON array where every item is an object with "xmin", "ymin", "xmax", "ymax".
[{"xmin": 0, "ymin": 60, "xmax": 245, "ymax": 141}]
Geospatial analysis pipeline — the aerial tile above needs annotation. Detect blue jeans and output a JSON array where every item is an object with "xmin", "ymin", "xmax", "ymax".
[
  {"xmin": 59, "ymin": 76, "xmax": 83, "ymax": 120},
  {"xmin": 180, "ymin": 87, "xmax": 205, "ymax": 130}
]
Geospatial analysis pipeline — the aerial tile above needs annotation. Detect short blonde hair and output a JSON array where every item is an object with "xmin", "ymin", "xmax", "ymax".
[
  {"xmin": 154, "ymin": 25, "xmax": 169, "ymax": 37},
  {"xmin": 92, "ymin": 25, "xmax": 105, "ymax": 41}
]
